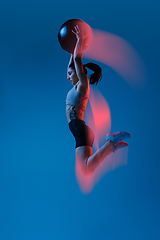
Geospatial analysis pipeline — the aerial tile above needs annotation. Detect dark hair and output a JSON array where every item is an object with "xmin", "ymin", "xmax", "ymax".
[
  {"xmin": 69, "ymin": 62, "xmax": 102, "ymax": 85},
  {"xmin": 83, "ymin": 62, "xmax": 102, "ymax": 85}
]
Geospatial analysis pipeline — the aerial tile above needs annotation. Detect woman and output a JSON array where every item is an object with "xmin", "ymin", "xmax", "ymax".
[{"xmin": 66, "ymin": 25, "xmax": 131, "ymax": 175}]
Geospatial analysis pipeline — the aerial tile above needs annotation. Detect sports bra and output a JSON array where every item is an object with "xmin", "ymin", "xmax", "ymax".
[{"xmin": 66, "ymin": 85, "xmax": 89, "ymax": 112}]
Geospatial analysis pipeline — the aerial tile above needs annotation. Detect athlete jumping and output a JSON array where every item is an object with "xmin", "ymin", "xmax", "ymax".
[{"xmin": 66, "ymin": 25, "xmax": 131, "ymax": 175}]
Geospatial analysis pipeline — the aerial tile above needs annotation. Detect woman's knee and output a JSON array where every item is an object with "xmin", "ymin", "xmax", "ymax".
[{"xmin": 78, "ymin": 158, "xmax": 95, "ymax": 175}]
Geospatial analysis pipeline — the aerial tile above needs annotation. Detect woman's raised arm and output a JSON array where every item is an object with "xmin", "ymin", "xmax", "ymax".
[
  {"xmin": 68, "ymin": 54, "xmax": 74, "ymax": 68},
  {"xmin": 72, "ymin": 25, "xmax": 88, "ymax": 86}
]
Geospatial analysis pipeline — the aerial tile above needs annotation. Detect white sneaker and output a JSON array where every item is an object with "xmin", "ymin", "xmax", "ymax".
[
  {"xmin": 111, "ymin": 141, "xmax": 128, "ymax": 152},
  {"xmin": 106, "ymin": 131, "xmax": 131, "ymax": 146}
]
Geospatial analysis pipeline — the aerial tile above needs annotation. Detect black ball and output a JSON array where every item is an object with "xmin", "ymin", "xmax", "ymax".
[{"xmin": 58, "ymin": 19, "xmax": 92, "ymax": 54}]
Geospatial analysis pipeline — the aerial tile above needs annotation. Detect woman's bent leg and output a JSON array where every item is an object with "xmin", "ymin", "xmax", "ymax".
[{"xmin": 76, "ymin": 140, "xmax": 114, "ymax": 175}]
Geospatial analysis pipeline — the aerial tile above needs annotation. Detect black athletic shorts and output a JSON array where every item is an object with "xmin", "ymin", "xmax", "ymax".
[{"xmin": 69, "ymin": 119, "xmax": 95, "ymax": 148}]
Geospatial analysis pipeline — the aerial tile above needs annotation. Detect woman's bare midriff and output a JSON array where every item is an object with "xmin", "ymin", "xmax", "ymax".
[{"xmin": 66, "ymin": 105, "xmax": 85, "ymax": 123}]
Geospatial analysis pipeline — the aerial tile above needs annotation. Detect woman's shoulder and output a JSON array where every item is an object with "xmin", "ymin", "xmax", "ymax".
[{"xmin": 76, "ymin": 81, "xmax": 90, "ymax": 96}]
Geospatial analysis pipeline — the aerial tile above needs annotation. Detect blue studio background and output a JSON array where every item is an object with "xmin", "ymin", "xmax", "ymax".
[{"xmin": 0, "ymin": 1, "xmax": 160, "ymax": 240}]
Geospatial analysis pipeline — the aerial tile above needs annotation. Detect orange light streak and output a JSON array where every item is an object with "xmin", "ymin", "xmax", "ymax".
[
  {"xmin": 75, "ymin": 87, "xmax": 128, "ymax": 194},
  {"xmin": 84, "ymin": 28, "xmax": 147, "ymax": 87}
]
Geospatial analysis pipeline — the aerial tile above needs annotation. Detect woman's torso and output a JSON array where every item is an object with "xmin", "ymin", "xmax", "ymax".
[{"xmin": 66, "ymin": 81, "xmax": 90, "ymax": 123}]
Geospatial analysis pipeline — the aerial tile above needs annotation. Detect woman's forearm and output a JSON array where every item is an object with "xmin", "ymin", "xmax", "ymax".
[
  {"xmin": 68, "ymin": 54, "xmax": 74, "ymax": 68},
  {"xmin": 73, "ymin": 39, "xmax": 83, "ymax": 59}
]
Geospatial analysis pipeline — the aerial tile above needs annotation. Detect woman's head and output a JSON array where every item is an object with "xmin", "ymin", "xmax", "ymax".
[
  {"xmin": 67, "ymin": 63, "xmax": 79, "ymax": 85},
  {"xmin": 67, "ymin": 61, "xmax": 102, "ymax": 85}
]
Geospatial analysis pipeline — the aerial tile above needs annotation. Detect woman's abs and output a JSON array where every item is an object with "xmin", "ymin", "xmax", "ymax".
[{"xmin": 66, "ymin": 105, "xmax": 85, "ymax": 123}]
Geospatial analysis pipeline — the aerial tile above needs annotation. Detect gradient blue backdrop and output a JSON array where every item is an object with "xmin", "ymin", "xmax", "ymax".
[{"xmin": 0, "ymin": 0, "xmax": 160, "ymax": 239}]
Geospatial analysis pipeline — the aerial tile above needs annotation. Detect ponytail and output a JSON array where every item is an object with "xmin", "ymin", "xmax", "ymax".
[{"xmin": 83, "ymin": 62, "xmax": 102, "ymax": 85}]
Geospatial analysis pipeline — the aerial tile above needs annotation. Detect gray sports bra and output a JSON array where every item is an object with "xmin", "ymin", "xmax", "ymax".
[{"xmin": 66, "ymin": 85, "xmax": 89, "ymax": 112}]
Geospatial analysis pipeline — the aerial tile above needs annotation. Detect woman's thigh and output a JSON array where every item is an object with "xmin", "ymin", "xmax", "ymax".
[{"xmin": 76, "ymin": 145, "xmax": 93, "ymax": 168}]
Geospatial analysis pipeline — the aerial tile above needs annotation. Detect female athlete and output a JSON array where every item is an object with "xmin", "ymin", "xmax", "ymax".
[{"xmin": 66, "ymin": 25, "xmax": 131, "ymax": 175}]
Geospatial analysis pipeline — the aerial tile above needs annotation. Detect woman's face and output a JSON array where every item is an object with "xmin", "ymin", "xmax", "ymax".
[{"xmin": 67, "ymin": 68, "xmax": 79, "ymax": 85}]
